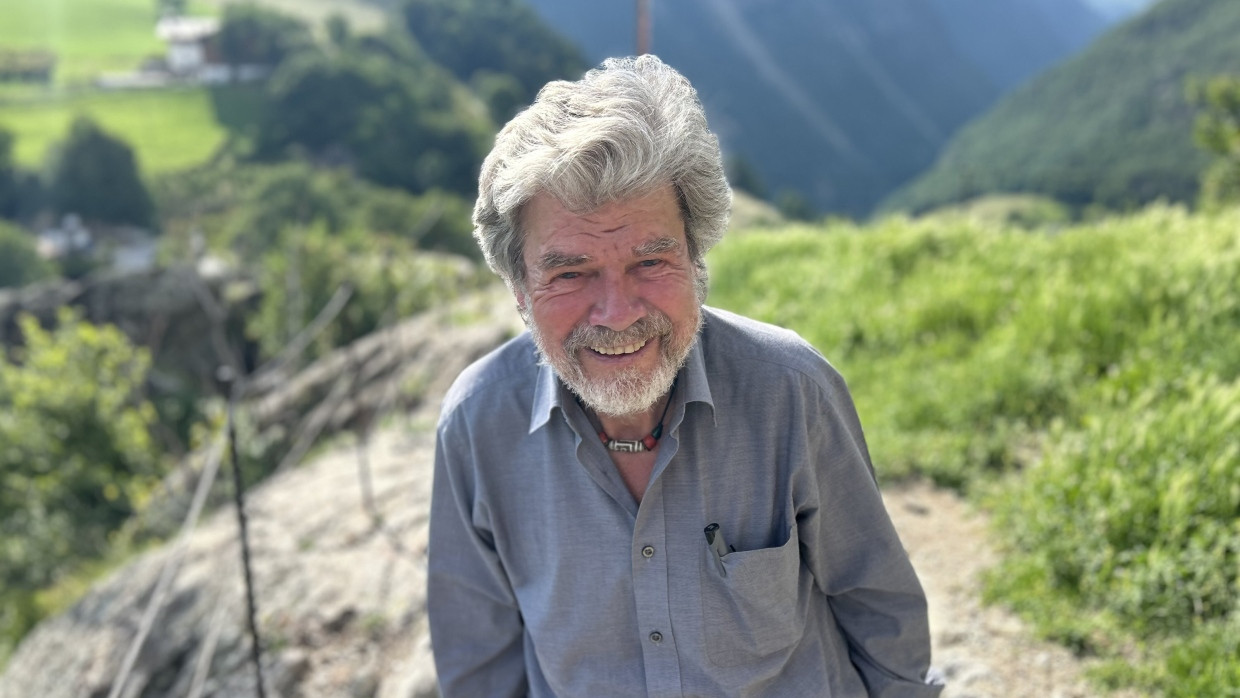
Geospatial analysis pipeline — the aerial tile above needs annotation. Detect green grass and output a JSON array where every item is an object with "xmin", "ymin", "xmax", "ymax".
[
  {"xmin": 708, "ymin": 204, "xmax": 1240, "ymax": 695},
  {"xmin": 1, "ymin": 0, "xmax": 171, "ymax": 85},
  {"xmin": 0, "ymin": 87, "xmax": 240, "ymax": 174}
]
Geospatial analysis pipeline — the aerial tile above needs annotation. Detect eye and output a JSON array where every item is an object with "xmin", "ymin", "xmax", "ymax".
[
  {"xmin": 638, "ymin": 259, "xmax": 661, "ymax": 268},
  {"xmin": 556, "ymin": 271, "xmax": 581, "ymax": 280}
]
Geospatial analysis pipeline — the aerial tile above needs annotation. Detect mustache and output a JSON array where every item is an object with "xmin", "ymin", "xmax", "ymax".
[{"xmin": 563, "ymin": 312, "xmax": 674, "ymax": 352}]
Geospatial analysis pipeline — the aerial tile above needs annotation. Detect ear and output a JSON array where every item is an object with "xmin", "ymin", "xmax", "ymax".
[{"xmin": 512, "ymin": 284, "xmax": 529, "ymax": 313}]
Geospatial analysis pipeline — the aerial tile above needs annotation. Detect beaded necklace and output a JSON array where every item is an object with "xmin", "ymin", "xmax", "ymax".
[{"xmin": 594, "ymin": 379, "xmax": 677, "ymax": 453}]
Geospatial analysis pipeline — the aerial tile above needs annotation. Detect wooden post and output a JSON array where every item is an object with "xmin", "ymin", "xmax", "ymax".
[{"xmin": 637, "ymin": 0, "xmax": 651, "ymax": 55}]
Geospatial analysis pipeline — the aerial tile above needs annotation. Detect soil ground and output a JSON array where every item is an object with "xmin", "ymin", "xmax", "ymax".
[{"xmin": 884, "ymin": 481, "xmax": 1141, "ymax": 698}]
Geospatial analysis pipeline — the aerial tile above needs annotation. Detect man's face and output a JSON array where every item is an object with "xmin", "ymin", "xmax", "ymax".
[{"xmin": 519, "ymin": 186, "xmax": 702, "ymax": 418}]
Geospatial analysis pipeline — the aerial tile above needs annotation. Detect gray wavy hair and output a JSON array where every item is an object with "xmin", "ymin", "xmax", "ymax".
[{"xmin": 472, "ymin": 54, "xmax": 732, "ymax": 300}]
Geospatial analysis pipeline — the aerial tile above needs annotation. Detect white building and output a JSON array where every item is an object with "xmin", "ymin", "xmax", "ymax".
[{"xmin": 155, "ymin": 16, "xmax": 221, "ymax": 76}]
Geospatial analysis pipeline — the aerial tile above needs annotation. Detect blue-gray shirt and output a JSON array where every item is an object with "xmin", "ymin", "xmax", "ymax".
[{"xmin": 428, "ymin": 307, "xmax": 942, "ymax": 697}]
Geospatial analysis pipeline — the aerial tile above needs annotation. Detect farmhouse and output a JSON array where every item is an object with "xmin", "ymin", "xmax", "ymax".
[
  {"xmin": 99, "ymin": 16, "xmax": 269, "ymax": 89},
  {"xmin": 156, "ymin": 16, "xmax": 224, "ymax": 80}
]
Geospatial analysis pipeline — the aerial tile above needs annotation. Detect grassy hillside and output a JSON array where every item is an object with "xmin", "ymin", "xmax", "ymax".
[
  {"xmin": 197, "ymin": 0, "xmax": 387, "ymax": 35},
  {"xmin": 0, "ymin": 0, "xmax": 383, "ymax": 86},
  {"xmin": 708, "ymin": 204, "xmax": 1240, "ymax": 695},
  {"xmin": 0, "ymin": 0, "xmax": 379, "ymax": 176},
  {"xmin": 0, "ymin": 88, "xmax": 247, "ymax": 174},
  {"xmin": 0, "ymin": 0, "xmax": 169, "ymax": 85},
  {"xmin": 881, "ymin": 0, "xmax": 1240, "ymax": 215}
]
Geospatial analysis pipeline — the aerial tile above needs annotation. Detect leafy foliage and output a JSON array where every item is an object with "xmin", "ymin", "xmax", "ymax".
[
  {"xmin": 0, "ymin": 128, "xmax": 41, "ymax": 223},
  {"xmin": 0, "ymin": 220, "xmax": 51, "ymax": 289},
  {"xmin": 0, "ymin": 309, "xmax": 164, "ymax": 662},
  {"xmin": 46, "ymin": 116, "xmax": 153, "ymax": 227},
  {"xmin": 252, "ymin": 27, "xmax": 488, "ymax": 197},
  {"xmin": 0, "ymin": 129, "xmax": 18, "ymax": 219},
  {"xmin": 248, "ymin": 225, "xmax": 489, "ymax": 362},
  {"xmin": 883, "ymin": 0, "xmax": 1240, "ymax": 214},
  {"xmin": 709, "ymin": 204, "xmax": 1240, "ymax": 694},
  {"xmin": 216, "ymin": 3, "xmax": 315, "ymax": 68},
  {"xmin": 153, "ymin": 161, "xmax": 478, "ymax": 262},
  {"xmin": 400, "ymin": 0, "xmax": 586, "ymax": 120},
  {"xmin": 1188, "ymin": 74, "xmax": 1240, "ymax": 208}
]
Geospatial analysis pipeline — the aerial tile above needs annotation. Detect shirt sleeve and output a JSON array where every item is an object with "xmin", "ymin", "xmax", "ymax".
[
  {"xmin": 427, "ymin": 414, "xmax": 528, "ymax": 698},
  {"xmin": 800, "ymin": 369, "xmax": 945, "ymax": 697}
]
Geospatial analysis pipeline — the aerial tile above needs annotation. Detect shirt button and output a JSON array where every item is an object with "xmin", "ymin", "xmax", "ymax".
[
  {"xmin": 649, "ymin": 631, "xmax": 663, "ymax": 643},
  {"xmin": 641, "ymin": 545, "xmax": 655, "ymax": 558}
]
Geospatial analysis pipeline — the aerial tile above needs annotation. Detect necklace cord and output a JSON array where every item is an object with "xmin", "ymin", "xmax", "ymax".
[{"xmin": 596, "ymin": 377, "xmax": 677, "ymax": 452}]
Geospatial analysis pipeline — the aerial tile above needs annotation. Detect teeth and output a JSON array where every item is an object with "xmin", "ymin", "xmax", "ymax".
[{"xmin": 591, "ymin": 340, "xmax": 647, "ymax": 356}]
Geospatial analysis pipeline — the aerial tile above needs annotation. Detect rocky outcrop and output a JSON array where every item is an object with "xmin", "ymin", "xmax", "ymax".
[{"xmin": 0, "ymin": 289, "xmax": 523, "ymax": 698}]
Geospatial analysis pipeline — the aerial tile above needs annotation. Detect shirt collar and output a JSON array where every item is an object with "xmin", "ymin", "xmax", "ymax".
[{"xmin": 527, "ymin": 327, "xmax": 716, "ymax": 435}]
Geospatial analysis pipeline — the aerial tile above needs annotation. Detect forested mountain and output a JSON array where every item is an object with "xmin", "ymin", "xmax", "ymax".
[
  {"xmin": 1084, "ymin": 0, "xmax": 1160, "ymax": 21},
  {"xmin": 522, "ymin": 0, "xmax": 1111, "ymax": 216},
  {"xmin": 882, "ymin": 0, "xmax": 1239, "ymax": 214}
]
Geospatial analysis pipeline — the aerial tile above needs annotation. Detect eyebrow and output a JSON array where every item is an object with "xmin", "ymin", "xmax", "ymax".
[
  {"xmin": 535, "ymin": 237, "xmax": 681, "ymax": 272},
  {"xmin": 536, "ymin": 251, "xmax": 590, "ymax": 271},
  {"xmin": 633, "ymin": 237, "xmax": 681, "ymax": 256}
]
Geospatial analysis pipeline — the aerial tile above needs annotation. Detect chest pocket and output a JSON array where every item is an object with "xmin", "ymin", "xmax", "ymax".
[{"xmin": 700, "ymin": 524, "xmax": 811, "ymax": 666}]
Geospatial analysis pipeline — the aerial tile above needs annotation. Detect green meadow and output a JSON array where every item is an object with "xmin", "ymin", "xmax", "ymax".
[
  {"xmin": 708, "ymin": 205, "xmax": 1240, "ymax": 696},
  {"xmin": 1, "ymin": 0, "xmax": 176, "ymax": 85},
  {"xmin": 0, "ymin": 0, "xmax": 237, "ymax": 175},
  {"xmin": 0, "ymin": 88, "xmax": 233, "ymax": 174}
]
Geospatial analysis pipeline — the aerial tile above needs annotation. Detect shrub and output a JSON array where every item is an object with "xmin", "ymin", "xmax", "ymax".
[
  {"xmin": 0, "ymin": 309, "xmax": 163, "ymax": 662},
  {"xmin": 0, "ymin": 221, "xmax": 51, "ymax": 289},
  {"xmin": 247, "ymin": 225, "xmax": 488, "ymax": 362}
]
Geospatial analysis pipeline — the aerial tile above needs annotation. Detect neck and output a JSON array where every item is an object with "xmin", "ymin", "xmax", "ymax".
[
  {"xmin": 594, "ymin": 398, "xmax": 667, "ymax": 442},
  {"xmin": 578, "ymin": 378, "xmax": 679, "ymax": 453}
]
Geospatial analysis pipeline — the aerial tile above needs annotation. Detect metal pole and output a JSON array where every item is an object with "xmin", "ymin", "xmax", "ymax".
[
  {"xmin": 228, "ymin": 389, "xmax": 267, "ymax": 698},
  {"xmin": 637, "ymin": 0, "xmax": 651, "ymax": 55}
]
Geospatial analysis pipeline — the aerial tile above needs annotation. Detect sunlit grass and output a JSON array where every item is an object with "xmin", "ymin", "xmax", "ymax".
[
  {"xmin": 708, "ymin": 204, "xmax": 1240, "ymax": 695},
  {"xmin": 0, "ymin": 87, "xmax": 230, "ymax": 174},
  {"xmin": 3, "ymin": 0, "xmax": 168, "ymax": 85}
]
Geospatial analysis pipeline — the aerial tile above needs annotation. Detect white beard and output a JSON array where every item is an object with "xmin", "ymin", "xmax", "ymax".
[{"xmin": 530, "ymin": 307, "xmax": 701, "ymax": 417}]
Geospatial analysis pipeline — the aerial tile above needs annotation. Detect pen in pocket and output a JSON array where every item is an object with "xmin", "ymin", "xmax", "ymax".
[{"xmin": 704, "ymin": 523, "xmax": 732, "ymax": 575}]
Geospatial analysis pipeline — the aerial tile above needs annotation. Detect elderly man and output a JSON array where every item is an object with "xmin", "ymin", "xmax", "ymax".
[{"xmin": 427, "ymin": 55, "xmax": 941, "ymax": 697}]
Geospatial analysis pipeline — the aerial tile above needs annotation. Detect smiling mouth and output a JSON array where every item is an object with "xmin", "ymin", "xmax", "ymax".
[{"xmin": 590, "ymin": 339, "xmax": 648, "ymax": 356}]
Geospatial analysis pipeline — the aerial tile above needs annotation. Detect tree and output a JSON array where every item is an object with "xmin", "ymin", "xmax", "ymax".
[
  {"xmin": 727, "ymin": 155, "xmax": 769, "ymax": 200},
  {"xmin": 248, "ymin": 225, "xmax": 485, "ymax": 361},
  {"xmin": 216, "ymin": 3, "xmax": 314, "ymax": 69},
  {"xmin": 0, "ymin": 129, "xmax": 17, "ymax": 219},
  {"xmin": 0, "ymin": 221, "xmax": 51, "ymax": 289},
  {"xmin": 401, "ymin": 0, "xmax": 586, "ymax": 106},
  {"xmin": 1, "ymin": 127, "xmax": 47, "ymax": 224},
  {"xmin": 1188, "ymin": 75, "xmax": 1240, "ymax": 207},
  {"xmin": 47, "ymin": 117, "xmax": 153, "ymax": 227},
  {"xmin": 223, "ymin": 162, "xmax": 350, "ymax": 255},
  {"xmin": 156, "ymin": 0, "xmax": 187, "ymax": 17},
  {"xmin": 776, "ymin": 190, "xmax": 818, "ymax": 222},
  {"xmin": 0, "ymin": 309, "xmax": 163, "ymax": 659},
  {"xmin": 254, "ymin": 41, "xmax": 486, "ymax": 196}
]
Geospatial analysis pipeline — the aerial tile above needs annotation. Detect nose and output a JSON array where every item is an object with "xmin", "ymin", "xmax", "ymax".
[{"xmin": 588, "ymin": 271, "xmax": 644, "ymax": 331}]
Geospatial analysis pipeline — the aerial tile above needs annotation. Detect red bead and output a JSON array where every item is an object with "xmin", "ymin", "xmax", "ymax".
[
  {"xmin": 642, "ymin": 435, "xmax": 657, "ymax": 450},
  {"xmin": 599, "ymin": 432, "xmax": 609, "ymax": 443}
]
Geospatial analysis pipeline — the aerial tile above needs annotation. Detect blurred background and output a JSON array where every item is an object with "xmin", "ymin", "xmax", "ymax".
[{"xmin": 0, "ymin": 0, "xmax": 1237, "ymax": 696}]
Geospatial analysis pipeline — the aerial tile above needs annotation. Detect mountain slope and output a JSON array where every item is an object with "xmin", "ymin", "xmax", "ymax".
[
  {"xmin": 882, "ymin": 0, "xmax": 1237, "ymax": 214},
  {"xmin": 523, "ymin": 0, "xmax": 1109, "ymax": 217},
  {"xmin": 927, "ymin": 0, "xmax": 1106, "ymax": 90}
]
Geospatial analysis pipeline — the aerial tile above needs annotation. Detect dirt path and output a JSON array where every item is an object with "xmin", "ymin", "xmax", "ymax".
[{"xmin": 884, "ymin": 482, "xmax": 1129, "ymax": 698}]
